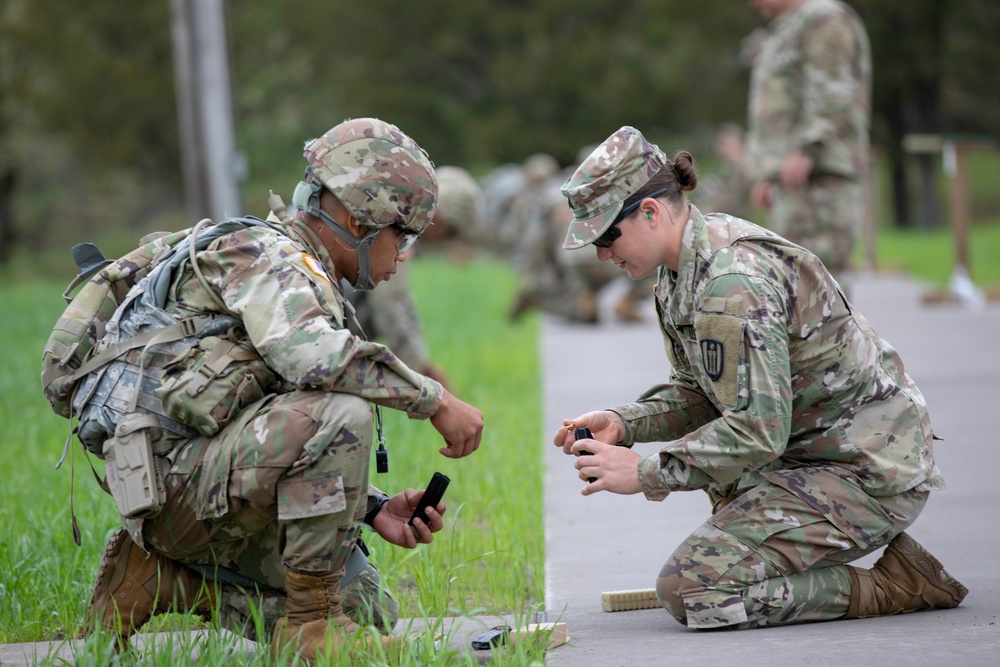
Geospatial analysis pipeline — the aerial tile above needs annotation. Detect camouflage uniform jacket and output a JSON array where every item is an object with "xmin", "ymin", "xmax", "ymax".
[
  {"xmin": 167, "ymin": 214, "xmax": 442, "ymax": 419},
  {"xmin": 745, "ymin": 0, "xmax": 871, "ymax": 182},
  {"xmin": 613, "ymin": 206, "xmax": 944, "ymax": 501}
]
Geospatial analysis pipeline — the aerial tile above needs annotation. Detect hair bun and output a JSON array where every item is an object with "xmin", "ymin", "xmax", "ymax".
[{"xmin": 671, "ymin": 151, "xmax": 698, "ymax": 192}]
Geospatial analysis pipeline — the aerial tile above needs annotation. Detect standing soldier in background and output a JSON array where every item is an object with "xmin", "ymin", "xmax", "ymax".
[
  {"xmin": 697, "ymin": 123, "xmax": 753, "ymax": 220},
  {"xmin": 744, "ymin": 0, "xmax": 871, "ymax": 293}
]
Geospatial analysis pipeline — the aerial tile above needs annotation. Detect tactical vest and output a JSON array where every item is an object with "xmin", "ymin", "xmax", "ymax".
[{"xmin": 43, "ymin": 216, "xmax": 286, "ymax": 456}]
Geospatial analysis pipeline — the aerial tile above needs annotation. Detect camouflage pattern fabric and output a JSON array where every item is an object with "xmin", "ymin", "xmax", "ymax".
[
  {"xmin": 607, "ymin": 206, "xmax": 944, "ymax": 628},
  {"xmin": 96, "ymin": 210, "xmax": 445, "ymax": 633},
  {"xmin": 41, "ymin": 227, "xmax": 195, "ymax": 419},
  {"xmin": 480, "ymin": 164, "xmax": 528, "ymax": 258},
  {"xmin": 345, "ymin": 260, "xmax": 431, "ymax": 373},
  {"xmin": 169, "ymin": 222, "xmax": 442, "ymax": 420},
  {"xmin": 770, "ymin": 175, "xmax": 863, "ymax": 281},
  {"xmin": 696, "ymin": 164, "xmax": 753, "ymax": 221},
  {"xmin": 435, "ymin": 165, "xmax": 488, "ymax": 243},
  {"xmin": 658, "ymin": 473, "xmax": 928, "ymax": 628},
  {"xmin": 486, "ymin": 155, "xmax": 654, "ymax": 321},
  {"xmin": 619, "ymin": 206, "xmax": 943, "ymax": 500},
  {"xmin": 142, "ymin": 390, "xmax": 373, "ymax": 575},
  {"xmin": 509, "ymin": 166, "xmax": 593, "ymax": 319},
  {"xmin": 561, "ymin": 126, "xmax": 667, "ymax": 249},
  {"xmin": 745, "ymin": 0, "xmax": 871, "ymax": 277},
  {"xmin": 303, "ymin": 118, "xmax": 438, "ymax": 234}
]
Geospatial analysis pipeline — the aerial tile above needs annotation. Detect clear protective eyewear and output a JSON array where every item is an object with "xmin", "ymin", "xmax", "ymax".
[{"xmin": 390, "ymin": 225, "xmax": 420, "ymax": 253}]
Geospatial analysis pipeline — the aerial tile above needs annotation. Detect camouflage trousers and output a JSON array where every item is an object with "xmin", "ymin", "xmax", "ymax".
[
  {"xmin": 770, "ymin": 175, "xmax": 864, "ymax": 288},
  {"xmin": 656, "ymin": 466, "xmax": 928, "ymax": 629},
  {"xmin": 132, "ymin": 390, "xmax": 399, "ymax": 633}
]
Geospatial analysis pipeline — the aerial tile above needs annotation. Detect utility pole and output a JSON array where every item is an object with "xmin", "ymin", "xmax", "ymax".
[{"xmin": 170, "ymin": 0, "xmax": 244, "ymax": 222}]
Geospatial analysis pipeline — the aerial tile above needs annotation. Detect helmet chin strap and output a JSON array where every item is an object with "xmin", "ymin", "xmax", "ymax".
[{"xmin": 293, "ymin": 179, "xmax": 381, "ymax": 291}]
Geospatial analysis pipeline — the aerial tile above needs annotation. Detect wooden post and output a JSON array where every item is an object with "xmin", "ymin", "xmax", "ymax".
[
  {"xmin": 170, "ymin": 0, "xmax": 243, "ymax": 222},
  {"xmin": 903, "ymin": 134, "xmax": 998, "ymax": 307},
  {"xmin": 943, "ymin": 140, "xmax": 970, "ymax": 273},
  {"xmin": 863, "ymin": 146, "xmax": 882, "ymax": 272}
]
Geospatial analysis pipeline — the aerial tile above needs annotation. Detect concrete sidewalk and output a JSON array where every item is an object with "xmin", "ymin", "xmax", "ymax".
[{"xmin": 542, "ymin": 272, "xmax": 1000, "ymax": 666}]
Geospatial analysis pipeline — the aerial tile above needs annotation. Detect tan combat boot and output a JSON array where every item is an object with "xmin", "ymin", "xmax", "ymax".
[
  {"xmin": 845, "ymin": 531, "xmax": 968, "ymax": 619},
  {"xmin": 614, "ymin": 293, "xmax": 644, "ymax": 323},
  {"xmin": 575, "ymin": 290, "xmax": 599, "ymax": 324},
  {"xmin": 271, "ymin": 567, "xmax": 405, "ymax": 664},
  {"xmin": 509, "ymin": 289, "xmax": 539, "ymax": 321},
  {"xmin": 87, "ymin": 528, "xmax": 217, "ymax": 649}
]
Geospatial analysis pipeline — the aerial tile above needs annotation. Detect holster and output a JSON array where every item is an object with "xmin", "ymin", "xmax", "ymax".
[{"xmin": 102, "ymin": 413, "xmax": 166, "ymax": 519}]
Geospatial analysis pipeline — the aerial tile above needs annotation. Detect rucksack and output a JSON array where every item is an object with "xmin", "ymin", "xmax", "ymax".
[
  {"xmin": 41, "ymin": 216, "xmax": 284, "ymax": 428},
  {"xmin": 41, "ymin": 228, "xmax": 195, "ymax": 419}
]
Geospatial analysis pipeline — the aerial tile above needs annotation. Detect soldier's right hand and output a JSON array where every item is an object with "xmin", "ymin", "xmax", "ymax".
[
  {"xmin": 430, "ymin": 390, "xmax": 483, "ymax": 458},
  {"xmin": 553, "ymin": 411, "xmax": 626, "ymax": 456}
]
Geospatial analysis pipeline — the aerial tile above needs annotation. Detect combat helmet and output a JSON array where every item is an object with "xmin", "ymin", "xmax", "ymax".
[
  {"xmin": 292, "ymin": 118, "xmax": 438, "ymax": 289},
  {"xmin": 435, "ymin": 166, "xmax": 485, "ymax": 239}
]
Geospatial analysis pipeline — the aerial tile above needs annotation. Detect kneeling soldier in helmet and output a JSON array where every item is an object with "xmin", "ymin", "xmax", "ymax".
[{"xmin": 78, "ymin": 118, "xmax": 483, "ymax": 661}]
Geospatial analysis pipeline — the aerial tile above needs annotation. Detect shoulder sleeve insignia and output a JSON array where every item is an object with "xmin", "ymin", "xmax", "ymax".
[
  {"xmin": 301, "ymin": 253, "xmax": 332, "ymax": 283},
  {"xmin": 701, "ymin": 339, "xmax": 724, "ymax": 381},
  {"xmin": 694, "ymin": 312, "xmax": 747, "ymax": 409}
]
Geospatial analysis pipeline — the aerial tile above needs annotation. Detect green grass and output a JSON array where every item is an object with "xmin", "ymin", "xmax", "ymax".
[
  {"xmin": 861, "ymin": 218, "xmax": 1000, "ymax": 288},
  {"xmin": 0, "ymin": 256, "xmax": 546, "ymax": 665}
]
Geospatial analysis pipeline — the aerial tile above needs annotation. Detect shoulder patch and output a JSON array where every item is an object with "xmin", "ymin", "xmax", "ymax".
[
  {"xmin": 695, "ymin": 312, "xmax": 746, "ymax": 409},
  {"xmin": 701, "ymin": 339, "xmax": 724, "ymax": 380},
  {"xmin": 301, "ymin": 253, "xmax": 331, "ymax": 283}
]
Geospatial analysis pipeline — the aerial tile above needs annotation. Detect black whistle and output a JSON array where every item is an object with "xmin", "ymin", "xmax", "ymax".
[{"xmin": 376, "ymin": 445, "xmax": 389, "ymax": 474}]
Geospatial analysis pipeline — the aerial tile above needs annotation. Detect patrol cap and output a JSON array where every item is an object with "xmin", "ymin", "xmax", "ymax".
[
  {"xmin": 303, "ymin": 118, "xmax": 438, "ymax": 235},
  {"xmin": 560, "ymin": 126, "xmax": 667, "ymax": 249}
]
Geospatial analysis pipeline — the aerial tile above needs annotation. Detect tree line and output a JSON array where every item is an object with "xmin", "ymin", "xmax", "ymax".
[{"xmin": 2, "ymin": 0, "xmax": 998, "ymax": 263}]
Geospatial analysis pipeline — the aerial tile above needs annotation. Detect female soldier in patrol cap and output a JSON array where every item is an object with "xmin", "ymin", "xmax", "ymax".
[{"xmin": 552, "ymin": 126, "xmax": 966, "ymax": 629}]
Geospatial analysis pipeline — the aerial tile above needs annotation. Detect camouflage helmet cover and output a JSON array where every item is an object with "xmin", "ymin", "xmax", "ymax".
[
  {"xmin": 521, "ymin": 153, "xmax": 560, "ymax": 185},
  {"xmin": 303, "ymin": 118, "xmax": 438, "ymax": 235},
  {"xmin": 435, "ymin": 166, "xmax": 485, "ymax": 236},
  {"xmin": 560, "ymin": 126, "xmax": 666, "ymax": 249}
]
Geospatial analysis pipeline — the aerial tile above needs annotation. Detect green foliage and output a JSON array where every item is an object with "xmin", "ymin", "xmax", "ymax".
[
  {"xmin": 0, "ymin": 257, "xmax": 546, "ymax": 665},
  {"xmin": 1, "ymin": 0, "xmax": 998, "ymax": 261}
]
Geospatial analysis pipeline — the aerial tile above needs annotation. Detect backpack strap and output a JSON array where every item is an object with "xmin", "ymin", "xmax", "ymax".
[
  {"xmin": 188, "ymin": 218, "xmax": 239, "ymax": 317},
  {"xmin": 41, "ymin": 314, "xmax": 216, "ymax": 390}
]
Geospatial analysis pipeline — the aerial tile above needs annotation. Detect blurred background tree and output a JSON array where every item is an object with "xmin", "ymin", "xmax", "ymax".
[{"xmin": 1, "ymin": 0, "xmax": 998, "ymax": 272}]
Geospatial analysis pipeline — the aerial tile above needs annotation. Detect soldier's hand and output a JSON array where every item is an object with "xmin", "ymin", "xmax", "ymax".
[
  {"xmin": 430, "ymin": 390, "xmax": 483, "ymax": 458},
  {"xmin": 780, "ymin": 150, "xmax": 815, "ymax": 190},
  {"xmin": 553, "ymin": 411, "xmax": 625, "ymax": 455},
  {"xmin": 572, "ymin": 440, "xmax": 643, "ymax": 496},
  {"xmin": 372, "ymin": 488, "xmax": 445, "ymax": 548}
]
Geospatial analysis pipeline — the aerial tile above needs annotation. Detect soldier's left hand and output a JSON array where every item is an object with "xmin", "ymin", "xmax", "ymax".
[
  {"xmin": 372, "ymin": 488, "xmax": 446, "ymax": 548},
  {"xmin": 430, "ymin": 389, "xmax": 484, "ymax": 458},
  {"xmin": 571, "ymin": 439, "xmax": 643, "ymax": 497}
]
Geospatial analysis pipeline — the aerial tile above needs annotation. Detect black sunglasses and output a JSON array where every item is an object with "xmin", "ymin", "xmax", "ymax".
[{"xmin": 592, "ymin": 186, "xmax": 671, "ymax": 248}]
